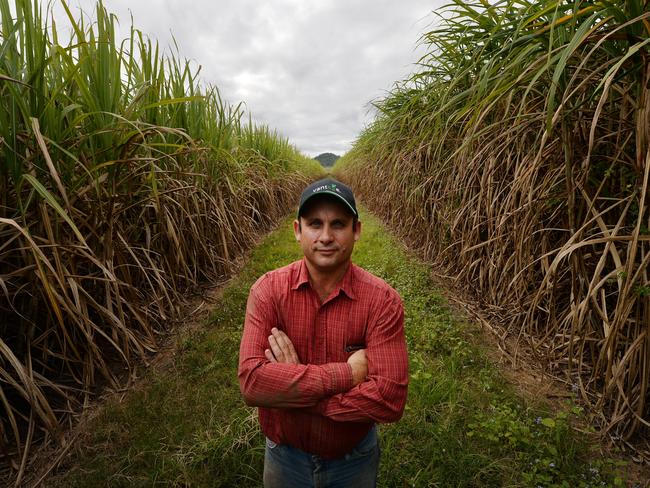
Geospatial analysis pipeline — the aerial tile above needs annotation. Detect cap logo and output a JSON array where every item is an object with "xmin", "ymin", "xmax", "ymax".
[{"xmin": 312, "ymin": 183, "xmax": 341, "ymax": 193}]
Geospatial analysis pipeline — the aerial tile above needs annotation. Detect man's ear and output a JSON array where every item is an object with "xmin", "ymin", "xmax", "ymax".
[
  {"xmin": 293, "ymin": 219, "xmax": 301, "ymax": 241},
  {"xmin": 354, "ymin": 220, "xmax": 362, "ymax": 242}
]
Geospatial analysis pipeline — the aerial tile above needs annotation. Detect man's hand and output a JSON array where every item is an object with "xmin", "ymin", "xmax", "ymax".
[
  {"xmin": 347, "ymin": 349, "xmax": 368, "ymax": 386},
  {"xmin": 265, "ymin": 327, "xmax": 300, "ymax": 364},
  {"xmin": 265, "ymin": 327, "xmax": 367, "ymax": 386}
]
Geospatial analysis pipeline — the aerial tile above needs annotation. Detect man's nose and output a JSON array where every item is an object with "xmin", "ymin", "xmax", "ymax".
[{"xmin": 319, "ymin": 224, "xmax": 334, "ymax": 242}]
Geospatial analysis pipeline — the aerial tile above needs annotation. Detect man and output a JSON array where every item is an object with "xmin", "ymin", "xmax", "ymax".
[{"xmin": 238, "ymin": 178, "xmax": 408, "ymax": 487}]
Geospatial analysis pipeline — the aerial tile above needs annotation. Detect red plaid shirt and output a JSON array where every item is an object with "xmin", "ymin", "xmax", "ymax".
[{"xmin": 238, "ymin": 258, "xmax": 408, "ymax": 459}]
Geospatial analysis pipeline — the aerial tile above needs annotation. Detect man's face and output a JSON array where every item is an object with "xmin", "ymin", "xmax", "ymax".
[{"xmin": 293, "ymin": 197, "xmax": 361, "ymax": 275}]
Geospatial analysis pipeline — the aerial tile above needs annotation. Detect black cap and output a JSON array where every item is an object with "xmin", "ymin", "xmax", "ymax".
[{"xmin": 297, "ymin": 178, "xmax": 358, "ymax": 218}]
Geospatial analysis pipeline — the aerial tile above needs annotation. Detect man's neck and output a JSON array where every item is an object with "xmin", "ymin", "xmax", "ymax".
[{"xmin": 305, "ymin": 260, "xmax": 350, "ymax": 302}]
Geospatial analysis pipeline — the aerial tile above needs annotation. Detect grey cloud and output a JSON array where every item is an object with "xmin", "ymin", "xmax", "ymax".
[{"xmin": 52, "ymin": 0, "xmax": 445, "ymax": 157}]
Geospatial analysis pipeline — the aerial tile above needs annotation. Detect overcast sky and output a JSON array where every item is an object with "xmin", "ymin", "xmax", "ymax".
[{"xmin": 50, "ymin": 0, "xmax": 444, "ymax": 157}]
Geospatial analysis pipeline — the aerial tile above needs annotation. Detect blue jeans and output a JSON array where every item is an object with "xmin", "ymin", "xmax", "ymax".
[{"xmin": 263, "ymin": 426, "xmax": 380, "ymax": 488}]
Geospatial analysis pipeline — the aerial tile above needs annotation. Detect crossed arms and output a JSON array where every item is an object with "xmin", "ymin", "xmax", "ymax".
[
  {"xmin": 265, "ymin": 326, "xmax": 370, "ymax": 386},
  {"xmin": 237, "ymin": 281, "xmax": 409, "ymax": 423}
]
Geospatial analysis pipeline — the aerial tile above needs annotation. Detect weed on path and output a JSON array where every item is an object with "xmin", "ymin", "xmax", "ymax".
[{"xmin": 47, "ymin": 210, "xmax": 628, "ymax": 487}]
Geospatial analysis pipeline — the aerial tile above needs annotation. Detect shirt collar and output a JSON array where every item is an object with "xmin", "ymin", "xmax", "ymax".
[
  {"xmin": 291, "ymin": 258, "xmax": 311, "ymax": 290},
  {"xmin": 337, "ymin": 261, "xmax": 357, "ymax": 300},
  {"xmin": 291, "ymin": 258, "xmax": 357, "ymax": 301}
]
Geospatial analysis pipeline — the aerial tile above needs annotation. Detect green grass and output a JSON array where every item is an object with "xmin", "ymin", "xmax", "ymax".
[{"xmin": 49, "ymin": 209, "xmax": 626, "ymax": 487}]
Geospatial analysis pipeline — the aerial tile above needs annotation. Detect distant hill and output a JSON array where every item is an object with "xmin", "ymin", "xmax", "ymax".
[{"xmin": 314, "ymin": 152, "xmax": 340, "ymax": 167}]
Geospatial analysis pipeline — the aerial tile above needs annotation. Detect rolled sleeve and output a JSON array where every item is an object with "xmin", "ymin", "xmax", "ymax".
[{"xmin": 321, "ymin": 362, "xmax": 354, "ymax": 395}]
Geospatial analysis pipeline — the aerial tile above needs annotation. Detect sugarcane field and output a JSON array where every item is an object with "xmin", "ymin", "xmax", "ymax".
[{"xmin": 1, "ymin": 0, "xmax": 649, "ymax": 486}]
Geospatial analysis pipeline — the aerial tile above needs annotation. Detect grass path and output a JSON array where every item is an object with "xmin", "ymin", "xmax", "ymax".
[{"xmin": 48, "ymin": 209, "xmax": 627, "ymax": 487}]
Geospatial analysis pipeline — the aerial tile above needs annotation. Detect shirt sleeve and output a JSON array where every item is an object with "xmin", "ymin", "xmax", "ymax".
[
  {"xmin": 238, "ymin": 276, "xmax": 354, "ymax": 408},
  {"xmin": 313, "ymin": 289, "xmax": 408, "ymax": 423}
]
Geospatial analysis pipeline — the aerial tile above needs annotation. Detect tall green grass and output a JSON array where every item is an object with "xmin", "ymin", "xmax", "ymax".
[
  {"xmin": 0, "ymin": 0, "xmax": 323, "ymax": 483},
  {"xmin": 335, "ymin": 0, "xmax": 650, "ymax": 452}
]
